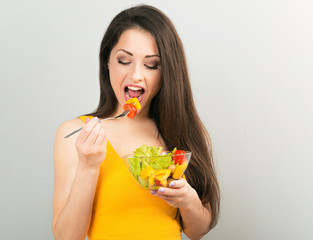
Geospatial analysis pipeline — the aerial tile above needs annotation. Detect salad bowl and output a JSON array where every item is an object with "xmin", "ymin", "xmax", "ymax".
[{"xmin": 122, "ymin": 145, "xmax": 192, "ymax": 190}]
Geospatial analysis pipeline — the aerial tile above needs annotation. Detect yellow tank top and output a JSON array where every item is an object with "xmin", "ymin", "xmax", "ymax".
[{"xmin": 78, "ymin": 116, "xmax": 182, "ymax": 240}]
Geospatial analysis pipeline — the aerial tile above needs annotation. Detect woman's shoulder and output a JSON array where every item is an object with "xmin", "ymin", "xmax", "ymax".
[
  {"xmin": 54, "ymin": 118, "xmax": 86, "ymax": 163},
  {"xmin": 54, "ymin": 117, "xmax": 91, "ymax": 149},
  {"xmin": 56, "ymin": 118, "xmax": 85, "ymax": 137}
]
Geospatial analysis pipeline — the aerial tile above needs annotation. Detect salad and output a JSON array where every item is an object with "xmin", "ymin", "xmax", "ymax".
[{"xmin": 127, "ymin": 145, "xmax": 190, "ymax": 189}]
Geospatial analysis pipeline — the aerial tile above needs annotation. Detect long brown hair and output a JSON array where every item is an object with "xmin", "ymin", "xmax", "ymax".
[{"xmin": 89, "ymin": 4, "xmax": 220, "ymax": 229}]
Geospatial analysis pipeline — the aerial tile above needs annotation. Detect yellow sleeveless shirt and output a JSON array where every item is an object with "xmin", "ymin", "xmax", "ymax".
[{"xmin": 78, "ymin": 116, "xmax": 182, "ymax": 240}]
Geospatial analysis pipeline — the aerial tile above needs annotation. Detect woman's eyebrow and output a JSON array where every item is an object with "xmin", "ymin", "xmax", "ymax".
[
  {"xmin": 116, "ymin": 49, "xmax": 133, "ymax": 56},
  {"xmin": 145, "ymin": 54, "xmax": 160, "ymax": 58},
  {"xmin": 116, "ymin": 49, "xmax": 160, "ymax": 58}
]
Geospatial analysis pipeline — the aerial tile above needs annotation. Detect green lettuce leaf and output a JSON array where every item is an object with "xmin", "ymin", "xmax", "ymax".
[
  {"xmin": 133, "ymin": 144, "xmax": 163, "ymax": 158},
  {"xmin": 128, "ymin": 144, "xmax": 174, "ymax": 183},
  {"xmin": 128, "ymin": 157, "xmax": 141, "ymax": 179}
]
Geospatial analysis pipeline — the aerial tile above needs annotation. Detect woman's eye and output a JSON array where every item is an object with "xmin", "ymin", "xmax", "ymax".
[
  {"xmin": 144, "ymin": 64, "xmax": 159, "ymax": 70},
  {"xmin": 118, "ymin": 59, "xmax": 131, "ymax": 65}
]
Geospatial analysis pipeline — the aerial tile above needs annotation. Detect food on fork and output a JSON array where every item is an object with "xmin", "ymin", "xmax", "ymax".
[
  {"xmin": 125, "ymin": 97, "xmax": 141, "ymax": 110},
  {"xmin": 123, "ymin": 97, "xmax": 141, "ymax": 118},
  {"xmin": 123, "ymin": 104, "xmax": 137, "ymax": 119}
]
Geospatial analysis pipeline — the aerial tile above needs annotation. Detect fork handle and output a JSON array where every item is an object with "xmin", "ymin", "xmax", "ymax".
[
  {"xmin": 64, "ymin": 127, "xmax": 83, "ymax": 138},
  {"xmin": 64, "ymin": 110, "xmax": 130, "ymax": 138}
]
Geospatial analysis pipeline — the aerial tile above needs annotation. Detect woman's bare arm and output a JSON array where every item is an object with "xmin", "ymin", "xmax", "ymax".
[
  {"xmin": 52, "ymin": 118, "xmax": 107, "ymax": 240},
  {"xmin": 179, "ymin": 192, "xmax": 212, "ymax": 239}
]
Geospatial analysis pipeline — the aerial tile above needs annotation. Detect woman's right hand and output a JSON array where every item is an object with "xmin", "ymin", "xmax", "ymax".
[{"xmin": 75, "ymin": 117, "xmax": 107, "ymax": 170}]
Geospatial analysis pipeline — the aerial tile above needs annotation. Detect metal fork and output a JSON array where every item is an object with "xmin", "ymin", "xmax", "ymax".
[{"xmin": 64, "ymin": 110, "xmax": 129, "ymax": 138}]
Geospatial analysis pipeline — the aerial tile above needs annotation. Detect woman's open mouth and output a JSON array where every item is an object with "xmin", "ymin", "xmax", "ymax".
[{"xmin": 124, "ymin": 85, "xmax": 145, "ymax": 102}]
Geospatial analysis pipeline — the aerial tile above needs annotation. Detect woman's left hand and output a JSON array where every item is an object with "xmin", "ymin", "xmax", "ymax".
[{"xmin": 150, "ymin": 178, "xmax": 198, "ymax": 208}]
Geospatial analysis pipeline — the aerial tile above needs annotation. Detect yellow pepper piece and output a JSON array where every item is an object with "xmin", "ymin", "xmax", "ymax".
[
  {"xmin": 173, "ymin": 162, "xmax": 188, "ymax": 179},
  {"xmin": 154, "ymin": 169, "xmax": 171, "ymax": 176},
  {"xmin": 149, "ymin": 175, "xmax": 155, "ymax": 186},
  {"xmin": 140, "ymin": 166, "xmax": 154, "ymax": 179},
  {"xmin": 126, "ymin": 98, "xmax": 141, "ymax": 110},
  {"xmin": 160, "ymin": 179, "xmax": 167, "ymax": 187},
  {"xmin": 155, "ymin": 169, "xmax": 171, "ymax": 181}
]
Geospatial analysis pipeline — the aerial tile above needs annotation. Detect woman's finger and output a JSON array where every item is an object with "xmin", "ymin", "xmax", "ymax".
[
  {"xmin": 100, "ymin": 131, "xmax": 108, "ymax": 146},
  {"xmin": 150, "ymin": 190, "xmax": 182, "ymax": 208},
  {"xmin": 156, "ymin": 187, "xmax": 179, "ymax": 197},
  {"xmin": 168, "ymin": 178, "xmax": 186, "ymax": 189},
  {"xmin": 84, "ymin": 122, "xmax": 101, "ymax": 145},
  {"xmin": 150, "ymin": 187, "xmax": 178, "ymax": 198},
  {"xmin": 150, "ymin": 190, "xmax": 173, "ymax": 199},
  {"xmin": 77, "ymin": 117, "xmax": 99, "ymax": 143},
  {"xmin": 156, "ymin": 181, "xmax": 188, "ymax": 197},
  {"xmin": 94, "ymin": 127, "xmax": 107, "ymax": 146},
  {"xmin": 158, "ymin": 195, "xmax": 173, "ymax": 201}
]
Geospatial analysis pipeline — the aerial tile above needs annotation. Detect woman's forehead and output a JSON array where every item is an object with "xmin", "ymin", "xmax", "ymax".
[{"xmin": 112, "ymin": 28, "xmax": 159, "ymax": 56}]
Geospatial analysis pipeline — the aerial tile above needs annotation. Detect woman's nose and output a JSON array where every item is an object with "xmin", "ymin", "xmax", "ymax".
[{"xmin": 130, "ymin": 63, "xmax": 144, "ymax": 82}]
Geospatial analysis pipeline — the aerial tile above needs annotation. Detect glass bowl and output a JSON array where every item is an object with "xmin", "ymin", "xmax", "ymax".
[{"xmin": 122, "ymin": 151, "xmax": 192, "ymax": 190}]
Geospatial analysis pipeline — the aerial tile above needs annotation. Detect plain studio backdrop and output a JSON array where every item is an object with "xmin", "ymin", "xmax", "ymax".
[{"xmin": 1, "ymin": 0, "xmax": 312, "ymax": 239}]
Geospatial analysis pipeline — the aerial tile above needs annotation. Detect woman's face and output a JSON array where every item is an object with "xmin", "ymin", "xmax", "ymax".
[{"xmin": 108, "ymin": 28, "xmax": 162, "ymax": 116}]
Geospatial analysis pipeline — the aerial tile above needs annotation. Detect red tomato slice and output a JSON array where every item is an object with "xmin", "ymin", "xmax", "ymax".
[
  {"xmin": 173, "ymin": 150, "xmax": 187, "ymax": 165},
  {"xmin": 123, "ymin": 103, "xmax": 137, "ymax": 118}
]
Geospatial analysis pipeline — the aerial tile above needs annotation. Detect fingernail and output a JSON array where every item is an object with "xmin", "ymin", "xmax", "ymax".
[
  {"xmin": 158, "ymin": 188, "xmax": 165, "ymax": 193},
  {"xmin": 150, "ymin": 190, "xmax": 157, "ymax": 195},
  {"xmin": 169, "ymin": 182, "xmax": 175, "ymax": 187}
]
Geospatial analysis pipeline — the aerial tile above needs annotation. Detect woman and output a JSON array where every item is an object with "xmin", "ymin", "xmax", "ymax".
[{"xmin": 53, "ymin": 4, "xmax": 220, "ymax": 240}]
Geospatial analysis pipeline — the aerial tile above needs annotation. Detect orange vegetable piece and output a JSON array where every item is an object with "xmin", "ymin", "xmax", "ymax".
[{"xmin": 173, "ymin": 162, "xmax": 188, "ymax": 179}]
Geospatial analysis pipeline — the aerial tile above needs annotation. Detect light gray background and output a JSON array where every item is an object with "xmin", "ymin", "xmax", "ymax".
[{"xmin": 1, "ymin": 0, "xmax": 312, "ymax": 239}]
